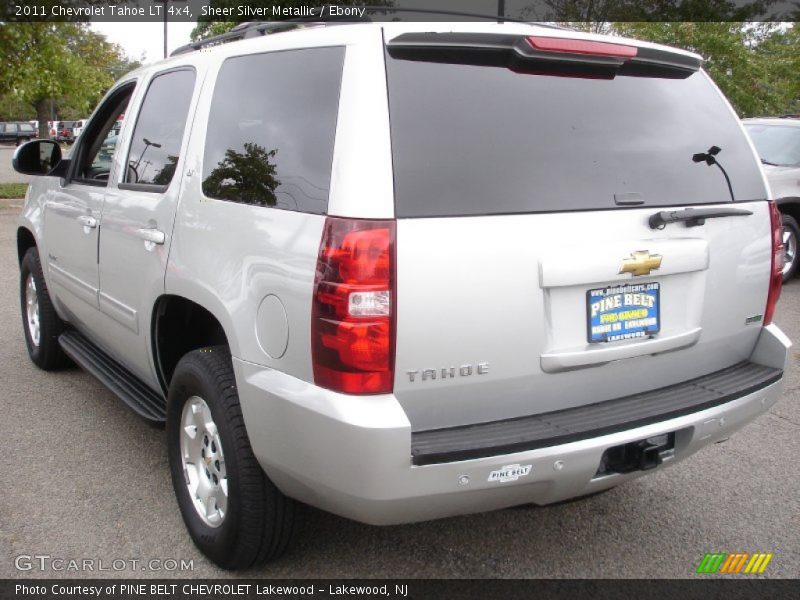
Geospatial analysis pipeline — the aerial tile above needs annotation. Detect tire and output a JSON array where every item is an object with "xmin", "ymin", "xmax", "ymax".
[
  {"xmin": 16, "ymin": 137, "xmax": 29, "ymax": 146},
  {"xmin": 781, "ymin": 213, "xmax": 799, "ymax": 282},
  {"xmin": 167, "ymin": 346, "xmax": 296, "ymax": 569},
  {"xmin": 20, "ymin": 247, "xmax": 71, "ymax": 370}
]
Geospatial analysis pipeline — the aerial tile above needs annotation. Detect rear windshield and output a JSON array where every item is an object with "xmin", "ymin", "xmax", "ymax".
[
  {"xmin": 386, "ymin": 52, "xmax": 767, "ymax": 218},
  {"xmin": 744, "ymin": 123, "xmax": 800, "ymax": 167}
]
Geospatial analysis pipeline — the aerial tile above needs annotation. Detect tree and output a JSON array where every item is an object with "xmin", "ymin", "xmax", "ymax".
[
  {"xmin": 0, "ymin": 22, "xmax": 139, "ymax": 135},
  {"xmin": 202, "ymin": 143, "xmax": 281, "ymax": 206},
  {"xmin": 520, "ymin": 0, "xmax": 777, "ymax": 22},
  {"xmin": 613, "ymin": 22, "xmax": 799, "ymax": 116}
]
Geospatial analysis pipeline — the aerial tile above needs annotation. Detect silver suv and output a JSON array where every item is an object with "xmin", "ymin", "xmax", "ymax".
[{"xmin": 13, "ymin": 21, "xmax": 791, "ymax": 570}]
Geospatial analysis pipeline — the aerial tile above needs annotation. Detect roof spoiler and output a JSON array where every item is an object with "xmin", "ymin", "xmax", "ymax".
[{"xmin": 386, "ymin": 33, "xmax": 702, "ymax": 78}]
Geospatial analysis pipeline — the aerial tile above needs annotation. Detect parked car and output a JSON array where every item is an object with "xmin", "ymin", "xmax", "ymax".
[
  {"xmin": 13, "ymin": 20, "xmax": 790, "ymax": 570},
  {"xmin": 72, "ymin": 119, "xmax": 90, "ymax": 141},
  {"xmin": 743, "ymin": 117, "xmax": 800, "ymax": 280},
  {"xmin": 48, "ymin": 120, "xmax": 76, "ymax": 143},
  {"xmin": 0, "ymin": 121, "xmax": 37, "ymax": 145}
]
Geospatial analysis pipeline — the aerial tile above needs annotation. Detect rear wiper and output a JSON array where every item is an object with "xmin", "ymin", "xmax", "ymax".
[
  {"xmin": 760, "ymin": 158, "xmax": 780, "ymax": 166},
  {"xmin": 648, "ymin": 207, "xmax": 753, "ymax": 229}
]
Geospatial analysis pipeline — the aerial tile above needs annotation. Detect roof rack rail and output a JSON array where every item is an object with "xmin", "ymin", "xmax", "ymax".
[
  {"xmin": 170, "ymin": 21, "xmax": 313, "ymax": 56},
  {"xmin": 170, "ymin": 6, "xmax": 559, "ymax": 57}
]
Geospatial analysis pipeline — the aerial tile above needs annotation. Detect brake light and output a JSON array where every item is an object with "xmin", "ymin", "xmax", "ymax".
[
  {"xmin": 312, "ymin": 218, "xmax": 395, "ymax": 394},
  {"xmin": 764, "ymin": 201, "xmax": 784, "ymax": 325},
  {"xmin": 526, "ymin": 36, "xmax": 638, "ymax": 58}
]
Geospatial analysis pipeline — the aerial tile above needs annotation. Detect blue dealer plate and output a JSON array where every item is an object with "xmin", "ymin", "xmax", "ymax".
[{"xmin": 587, "ymin": 282, "xmax": 660, "ymax": 343}]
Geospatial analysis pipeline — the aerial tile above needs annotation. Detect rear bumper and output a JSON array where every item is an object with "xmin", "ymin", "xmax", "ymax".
[{"xmin": 235, "ymin": 324, "xmax": 790, "ymax": 525}]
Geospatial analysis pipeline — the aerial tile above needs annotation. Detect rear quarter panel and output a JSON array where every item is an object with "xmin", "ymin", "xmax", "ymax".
[{"xmin": 166, "ymin": 26, "xmax": 393, "ymax": 381}]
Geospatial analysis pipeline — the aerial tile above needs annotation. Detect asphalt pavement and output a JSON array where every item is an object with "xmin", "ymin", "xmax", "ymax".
[
  {"xmin": 0, "ymin": 147, "xmax": 30, "ymax": 184},
  {"xmin": 1, "ymin": 197, "xmax": 798, "ymax": 579}
]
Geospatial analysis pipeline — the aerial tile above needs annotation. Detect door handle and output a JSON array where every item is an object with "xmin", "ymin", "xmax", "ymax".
[
  {"xmin": 77, "ymin": 215, "xmax": 97, "ymax": 229},
  {"xmin": 136, "ymin": 228, "xmax": 165, "ymax": 245}
]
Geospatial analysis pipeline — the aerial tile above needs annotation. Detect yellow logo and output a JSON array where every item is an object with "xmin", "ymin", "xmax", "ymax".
[{"xmin": 619, "ymin": 251, "xmax": 662, "ymax": 277}]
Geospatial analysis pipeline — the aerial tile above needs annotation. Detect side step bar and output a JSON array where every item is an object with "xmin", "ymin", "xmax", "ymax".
[{"xmin": 59, "ymin": 330, "xmax": 166, "ymax": 425}]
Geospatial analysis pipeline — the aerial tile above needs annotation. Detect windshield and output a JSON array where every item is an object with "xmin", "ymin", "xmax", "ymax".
[
  {"xmin": 386, "ymin": 53, "xmax": 767, "ymax": 217},
  {"xmin": 744, "ymin": 123, "xmax": 800, "ymax": 167}
]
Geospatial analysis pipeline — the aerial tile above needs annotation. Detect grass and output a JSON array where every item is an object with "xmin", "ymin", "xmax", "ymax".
[{"xmin": 0, "ymin": 183, "xmax": 28, "ymax": 199}]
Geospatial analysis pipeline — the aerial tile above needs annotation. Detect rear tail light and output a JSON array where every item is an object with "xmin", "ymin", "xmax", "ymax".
[
  {"xmin": 312, "ymin": 218, "xmax": 395, "ymax": 394},
  {"xmin": 526, "ymin": 36, "xmax": 638, "ymax": 58},
  {"xmin": 764, "ymin": 201, "xmax": 784, "ymax": 325}
]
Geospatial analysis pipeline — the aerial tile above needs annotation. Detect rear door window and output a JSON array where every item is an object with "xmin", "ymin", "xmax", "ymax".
[
  {"xmin": 386, "ymin": 49, "xmax": 767, "ymax": 218},
  {"xmin": 202, "ymin": 47, "xmax": 345, "ymax": 214},
  {"xmin": 123, "ymin": 68, "xmax": 196, "ymax": 189}
]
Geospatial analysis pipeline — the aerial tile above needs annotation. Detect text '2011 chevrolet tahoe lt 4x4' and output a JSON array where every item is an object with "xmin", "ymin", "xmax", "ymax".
[{"xmin": 13, "ymin": 20, "xmax": 791, "ymax": 570}]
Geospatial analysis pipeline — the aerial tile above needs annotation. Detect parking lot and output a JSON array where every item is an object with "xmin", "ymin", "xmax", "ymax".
[
  {"xmin": 0, "ymin": 147, "xmax": 30, "ymax": 184},
  {"xmin": 0, "ymin": 196, "xmax": 798, "ymax": 579}
]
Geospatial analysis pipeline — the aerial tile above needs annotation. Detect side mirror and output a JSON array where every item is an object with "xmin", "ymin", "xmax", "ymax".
[{"xmin": 12, "ymin": 140, "xmax": 65, "ymax": 176}]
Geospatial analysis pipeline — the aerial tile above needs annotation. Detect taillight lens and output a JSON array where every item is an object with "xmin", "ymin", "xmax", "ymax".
[
  {"xmin": 312, "ymin": 218, "xmax": 395, "ymax": 394},
  {"xmin": 764, "ymin": 201, "xmax": 784, "ymax": 325},
  {"xmin": 526, "ymin": 36, "xmax": 638, "ymax": 58}
]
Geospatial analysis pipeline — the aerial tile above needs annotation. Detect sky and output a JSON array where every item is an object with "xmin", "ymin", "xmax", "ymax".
[
  {"xmin": 91, "ymin": 21, "xmax": 197, "ymax": 64},
  {"xmin": 89, "ymin": 0, "xmax": 512, "ymax": 64}
]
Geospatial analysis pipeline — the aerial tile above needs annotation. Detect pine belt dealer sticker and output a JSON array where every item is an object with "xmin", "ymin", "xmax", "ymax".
[
  {"xmin": 488, "ymin": 464, "xmax": 532, "ymax": 483},
  {"xmin": 587, "ymin": 282, "xmax": 661, "ymax": 343}
]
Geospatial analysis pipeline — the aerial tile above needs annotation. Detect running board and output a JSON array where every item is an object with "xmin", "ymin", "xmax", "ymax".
[{"xmin": 59, "ymin": 330, "xmax": 166, "ymax": 425}]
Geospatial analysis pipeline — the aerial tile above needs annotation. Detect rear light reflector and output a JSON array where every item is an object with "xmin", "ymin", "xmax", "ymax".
[
  {"xmin": 526, "ymin": 36, "xmax": 638, "ymax": 58},
  {"xmin": 764, "ymin": 201, "xmax": 784, "ymax": 325},
  {"xmin": 312, "ymin": 218, "xmax": 395, "ymax": 394}
]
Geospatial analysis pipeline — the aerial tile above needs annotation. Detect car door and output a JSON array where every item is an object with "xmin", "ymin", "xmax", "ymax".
[
  {"xmin": 97, "ymin": 67, "xmax": 199, "ymax": 386},
  {"xmin": 4, "ymin": 123, "xmax": 17, "ymax": 143},
  {"xmin": 18, "ymin": 122, "xmax": 35, "ymax": 141},
  {"xmin": 43, "ymin": 82, "xmax": 136, "ymax": 337}
]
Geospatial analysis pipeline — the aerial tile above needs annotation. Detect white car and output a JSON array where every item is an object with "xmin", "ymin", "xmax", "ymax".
[
  {"xmin": 72, "ymin": 118, "xmax": 90, "ymax": 141},
  {"xmin": 744, "ymin": 117, "xmax": 800, "ymax": 280}
]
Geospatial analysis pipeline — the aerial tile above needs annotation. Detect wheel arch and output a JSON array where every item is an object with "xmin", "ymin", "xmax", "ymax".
[
  {"xmin": 776, "ymin": 197, "xmax": 800, "ymax": 223},
  {"xmin": 17, "ymin": 226, "xmax": 37, "ymax": 266},
  {"xmin": 151, "ymin": 294, "xmax": 234, "ymax": 393}
]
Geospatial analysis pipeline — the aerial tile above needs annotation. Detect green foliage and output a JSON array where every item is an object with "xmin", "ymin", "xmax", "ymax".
[
  {"xmin": 0, "ymin": 184, "xmax": 29, "ymax": 199},
  {"xmin": 518, "ymin": 2, "xmax": 799, "ymax": 116},
  {"xmin": 523, "ymin": 0, "xmax": 777, "ymax": 21},
  {"xmin": 0, "ymin": 22, "xmax": 140, "ymax": 131},
  {"xmin": 0, "ymin": 94, "xmax": 34, "ymax": 121},
  {"xmin": 203, "ymin": 143, "xmax": 280, "ymax": 206},
  {"xmin": 613, "ymin": 22, "xmax": 800, "ymax": 116}
]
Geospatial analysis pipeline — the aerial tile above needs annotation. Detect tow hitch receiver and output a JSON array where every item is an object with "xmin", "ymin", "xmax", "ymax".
[{"xmin": 597, "ymin": 433, "xmax": 675, "ymax": 475}]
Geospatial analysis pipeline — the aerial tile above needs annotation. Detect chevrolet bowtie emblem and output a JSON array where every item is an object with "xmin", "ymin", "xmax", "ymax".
[{"xmin": 619, "ymin": 251, "xmax": 662, "ymax": 277}]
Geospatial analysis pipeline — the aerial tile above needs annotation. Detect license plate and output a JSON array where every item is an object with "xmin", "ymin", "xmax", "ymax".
[{"xmin": 587, "ymin": 282, "xmax": 660, "ymax": 343}]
